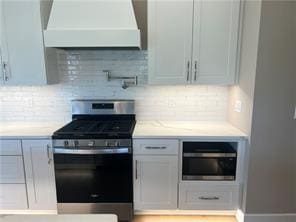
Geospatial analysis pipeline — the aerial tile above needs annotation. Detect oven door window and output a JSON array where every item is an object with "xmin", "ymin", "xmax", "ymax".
[
  {"xmin": 182, "ymin": 157, "xmax": 236, "ymax": 179},
  {"xmin": 54, "ymin": 154, "xmax": 132, "ymax": 203}
]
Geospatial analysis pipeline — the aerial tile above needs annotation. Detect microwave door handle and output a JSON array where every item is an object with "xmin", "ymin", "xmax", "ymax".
[{"xmin": 183, "ymin": 153, "xmax": 236, "ymax": 158}]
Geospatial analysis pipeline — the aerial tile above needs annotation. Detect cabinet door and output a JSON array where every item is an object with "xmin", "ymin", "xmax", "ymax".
[
  {"xmin": 148, "ymin": 0, "xmax": 193, "ymax": 84},
  {"xmin": 0, "ymin": 140, "xmax": 22, "ymax": 155},
  {"xmin": 134, "ymin": 155, "xmax": 178, "ymax": 210},
  {"xmin": 0, "ymin": 156, "xmax": 25, "ymax": 184},
  {"xmin": 2, "ymin": 1, "xmax": 48, "ymax": 85},
  {"xmin": 22, "ymin": 140, "xmax": 57, "ymax": 211},
  {"xmin": 0, "ymin": 0, "xmax": 7, "ymax": 85},
  {"xmin": 0, "ymin": 48, "xmax": 3, "ymax": 85},
  {"xmin": 0, "ymin": 184, "xmax": 28, "ymax": 209},
  {"xmin": 192, "ymin": 0, "xmax": 241, "ymax": 84}
]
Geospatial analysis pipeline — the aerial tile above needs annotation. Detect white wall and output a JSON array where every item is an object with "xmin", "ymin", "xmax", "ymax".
[
  {"xmin": 229, "ymin": 0, "xmax": 296, "ymax": 215},
  {"xmin": 244, "ymin": 0, "xmax": 296, "ymax": 214},
  {"xmin": 228, "ymin": 0, "xmax": 262, "ymax": 212},
  {"xmin": 293, "ymin": 3, "xmax": 296, "ymax": 211},
  {"xmin": 0, "ymin": 50, "xmax": 229, "ymax": 122},
  {"xmin": 228, "ymin": 0, "xmax": 262, "ymax": 136}
]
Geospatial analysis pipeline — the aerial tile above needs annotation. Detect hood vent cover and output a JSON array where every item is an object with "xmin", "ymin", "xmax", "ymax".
[{"xmin": 44, "ymin": 0, "xmax": 141, "ymax": 48}]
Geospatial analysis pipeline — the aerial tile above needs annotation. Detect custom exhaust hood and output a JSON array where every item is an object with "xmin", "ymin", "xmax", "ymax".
[{"xmin": 44, "ymin": 0, "xmax": 141, "ymax": 48}]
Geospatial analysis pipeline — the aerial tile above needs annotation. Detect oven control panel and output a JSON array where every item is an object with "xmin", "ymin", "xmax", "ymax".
[{"xmin": 53, "ymin": 139, "xmax": 132, "ymax": 149}]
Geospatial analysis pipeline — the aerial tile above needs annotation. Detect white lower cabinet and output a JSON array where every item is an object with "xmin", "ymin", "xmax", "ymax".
[
  {"xmin": 133, "ymin": 139, "xmax": 179, "ymax": 210},
  {"xmin": 0, "ymin": 156, "xmax": 25, "ymax": 184},
  {"xmin": 0, "ymin": 140, "xmax": 22, "ymax": 155},
  {"xmin": 134, "ymin": 155, "xmax": 178, "ymax": 210},
  {"xmin": 0, "ymin": 139, "xmax": 28, "ymax": 210},
  {"xmin": 133, "ymin": 138, "xmax": 244, "ymax": 212},
  {"xmin": 179, "ymin": 183, "xmax": 239, "ymax": 210},
  {"xmin": 0, "ymin": 184, "xmax": 28, "ymax": 209},
  {"xmin": 23, "ymin": 140, "xmax": 57, "ymax": 211}
]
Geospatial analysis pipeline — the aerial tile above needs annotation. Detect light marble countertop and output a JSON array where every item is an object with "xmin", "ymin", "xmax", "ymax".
[
  {"xmin": 133, "ymin": 121, "xmax": 247, "ymax": 139},
  {"xmin": 0, "ymin": 121, "xmax": 247, "ymax": 140},
  {"xmin": 0, "ymin": 122, "xmax": 67, "ymax": 139},
  {"xmin": 0, "ymin": 214, "xmax": 117, "ymax": 222}
]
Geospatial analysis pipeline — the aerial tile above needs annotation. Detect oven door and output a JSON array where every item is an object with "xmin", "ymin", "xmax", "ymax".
[{"xmin": 54, "ymin": 152, "xmax": 133, "ymax": 204}]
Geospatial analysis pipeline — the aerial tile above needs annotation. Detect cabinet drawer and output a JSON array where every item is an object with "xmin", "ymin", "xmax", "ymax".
[
  {"xmin": 0, "ymin": 184, "xmax": 28, "ymax": 209},
  {"xmin": 179, "ymin": 183, "xmax": 239, "ymax": 210},
  {"xmin": 0, "ymin": 140, "xmax": 22, "ymax": 155},
  {"xmin": 0, "ymin": 156, "xmax": 25, "ymax": 183},
  {"xmin": 133, "ymin": 139, "xmax": 179, "ymax": 155}
]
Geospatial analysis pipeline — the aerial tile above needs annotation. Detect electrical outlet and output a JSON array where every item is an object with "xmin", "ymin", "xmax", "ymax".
[
  {"xmin": 294, "ymin": 106, "xmax": 296, "ymax": 119},
  {"xmin": 235, "ymin": 100, "xmax": 242, "ymax": 113}
]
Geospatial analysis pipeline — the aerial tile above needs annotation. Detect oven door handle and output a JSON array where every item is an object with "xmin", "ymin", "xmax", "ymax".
[
  {"xmin": 53, "ymin": 147, "xmax": 131, "ymax": 155},
  {"xmin": 183, "ymin": 153, "xmax": 236, "ymax": 158}
]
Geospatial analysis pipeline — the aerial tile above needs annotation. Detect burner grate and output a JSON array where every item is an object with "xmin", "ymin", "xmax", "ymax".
[
  {"xmin": 54, "ymin": 119, "xmax": 134, "ymax": 137},
  {"xmin": 102, "ymin": 121, "xmax": 133, "ymax": 133}
]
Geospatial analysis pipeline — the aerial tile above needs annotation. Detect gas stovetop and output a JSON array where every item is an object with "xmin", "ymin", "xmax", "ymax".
[
  {"xmin": 52, "ymin": 99, "xmax": 136, "ymax": 142},
  {"xmin": 52, "ymin": 118, "xmax": 135, "ymax": 139}
]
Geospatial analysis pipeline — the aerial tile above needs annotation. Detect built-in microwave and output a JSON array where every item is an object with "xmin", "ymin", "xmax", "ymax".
[{"xmin": 182, "ymin": 142, "xmax": 237, "ymax": 181}]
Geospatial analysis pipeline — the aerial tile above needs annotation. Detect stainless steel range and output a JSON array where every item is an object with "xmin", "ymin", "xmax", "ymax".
[{"xmin": 52, "ymin": 100, "xmax": 135, "ymax": 221}]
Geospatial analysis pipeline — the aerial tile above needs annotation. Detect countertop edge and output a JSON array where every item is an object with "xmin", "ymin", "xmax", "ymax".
[
  {"xmin": 0, "ymin": 135, "xmax": 247, "ymax": 140},
  {"xmin": 0, "ymin": 136, "xmax": 52, "ymax": 140},
  {"xmin": 132, "ymin": 135, "xmax": 247, "ymax": 140}
]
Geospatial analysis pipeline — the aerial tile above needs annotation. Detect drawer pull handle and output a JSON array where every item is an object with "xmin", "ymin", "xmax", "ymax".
[
  {"xmin": 194, "ymin": 60, "xmax": 198, "ymax": 81},
  {"xmin": 145, "ymin": 146, "xmax": 167, "ymax": 150},
  {"xmin": 135, "ymin": 160, "xmax": 138, "ymax": 180},
  {"xmin": 186, "ymin": 61, "xmax": 190, "ymax": 81},
  {"xmin": 199, "ymin": 196, "xmax": 220, "ymax": 200},
  {"xmin": 47, "ymin": 144, "xmax": 52, "ymax": 164}
]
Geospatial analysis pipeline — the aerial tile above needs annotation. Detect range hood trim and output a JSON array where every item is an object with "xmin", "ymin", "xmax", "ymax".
[{"xmin": 44, "ymin": 29, "xmax": 141, "ymax": 48}]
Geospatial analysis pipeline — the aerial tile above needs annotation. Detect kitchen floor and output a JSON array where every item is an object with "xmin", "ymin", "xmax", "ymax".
[{"xmin": 132, "ymin": 215, "xmax": 237, "ymax": 222}]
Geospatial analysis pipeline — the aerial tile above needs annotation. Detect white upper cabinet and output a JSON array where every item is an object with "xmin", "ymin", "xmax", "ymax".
[
  {"xmin": 148, "ymin": 0, "xmax": 241, "ymax": 85},
  {"xmin": 148, "ymin": 0, "xmax": 194, "ymax": 84},
  {"xmin": 0, "ymin": 1, "xmax": 7, "ymax": 85},
  {"xmin": 23, "ymin": 140, "xmax": 57, "ymax": 211},
  {"xmin": 0, "ymin": 50, "xmax": 4, "ymax": 84},
  {"xmin": 191, "ymin": 0, "xmax": 241, "ymax": 84},
  {"xmin": 0, "ymin": 0, "xmax": 58, "ymax": 85}
]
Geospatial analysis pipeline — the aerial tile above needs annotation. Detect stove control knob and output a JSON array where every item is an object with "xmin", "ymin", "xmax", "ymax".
[
  {"xmin": 88, "ymin": 141, "xmax": 95, "ymax": 147},
  {"xmin": 115, "ymin": 141, "xmax": 120, "ymax": 147},
  {"xmin": 105, "ymin": 141, "xmax": 110, "ymax": 147},
  {"xmin": 64, "ymin": 141, "xmax": 69, "ymax": 147},
  {"xmin": 74, "ymin": 140, "xmax": 79, "ymax": 147}
]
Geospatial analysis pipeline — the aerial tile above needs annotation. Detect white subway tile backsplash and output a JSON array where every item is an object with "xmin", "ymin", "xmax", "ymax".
[{"xmin": 0, "ymin": 50, "xmax": 229, "ymax": 122}]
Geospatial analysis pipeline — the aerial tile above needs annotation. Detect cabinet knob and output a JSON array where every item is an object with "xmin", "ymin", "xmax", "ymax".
[{"xmin": 88, "ymin": 141, "xmax": 95, "ymax": 147}]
